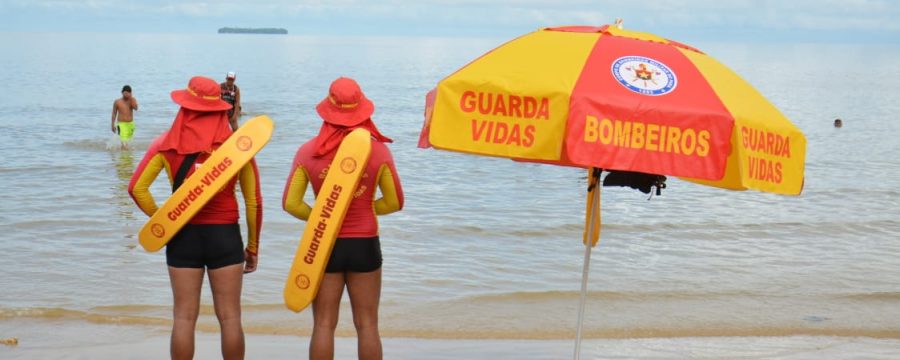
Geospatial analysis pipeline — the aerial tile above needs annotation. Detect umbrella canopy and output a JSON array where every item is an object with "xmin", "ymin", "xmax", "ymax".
[
  {"xmin": 420, "ymin": 25, "xmax": 806, "ymax": 195},
  {"xmin": 419, "ymin": 23, "xmax": 808, "ymax": 359}
]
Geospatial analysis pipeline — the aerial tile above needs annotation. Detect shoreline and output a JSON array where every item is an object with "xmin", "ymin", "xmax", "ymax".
[
  {"xmin": 3, "ymin": 319, "xmax": 900, "ymax": 360},
  {"xmin": 5, "ymin": 292, "xmax": 900, "ymax": 341},
  {"xmin": 4, "ymin": 301, "xmax": 900, "ymax": 341}
]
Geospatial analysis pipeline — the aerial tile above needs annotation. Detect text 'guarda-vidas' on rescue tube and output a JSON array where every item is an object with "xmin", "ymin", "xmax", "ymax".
[
  {"xmin": 167, "ymin": 157, "xmax": 233, "ymax": 221},
  {"xmin": 303, "ymin": 184, "xmax": 342, "ymax": 265}
]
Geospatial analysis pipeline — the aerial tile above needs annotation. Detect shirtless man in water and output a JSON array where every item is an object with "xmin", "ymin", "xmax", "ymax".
[{"xmin": 111, "ymin": 85, "xmax": 138, "ymax": 149}]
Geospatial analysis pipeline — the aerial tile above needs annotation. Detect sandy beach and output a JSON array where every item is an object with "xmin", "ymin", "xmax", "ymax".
[{"xmin": 3, "ymin": 318, "xmax": 900, "ymax": 359}]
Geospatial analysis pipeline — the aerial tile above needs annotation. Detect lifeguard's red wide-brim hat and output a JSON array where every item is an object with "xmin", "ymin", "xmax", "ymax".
[
  {"xmin": 170, "ymin": 76, "xmax": 233, "ymax": 112},
  {"xmin": 316, "ymin": 77, "xmax": 375, "ymax": 127}
]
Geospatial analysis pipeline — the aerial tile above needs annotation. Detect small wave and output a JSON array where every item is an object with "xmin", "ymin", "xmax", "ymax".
[
  {"xmin": 91, "ymin": 303, "xmax": 288, "ymax": 315},
  {"xmin": 461, "ymin": 290, "xmax": 773, "ymax": 303},
  {"xmin": 839, "ymin": 292, "xmax": 900, "ymax": 301},
  {"xmin": 62, "ymin": 138, "xmax": 119, "ymax": 151},
  {"xmin": 0, "ymin": 307, "xmax": 169, "ymax": 327},
  {"xmin": 4, "ymin": 303, "xmax": 900, "ymax": 340},
  {"xmin": 0, "ymin": 307, "xmax": 83, "ymax": 319},
  {"xmin": 412, "ymin": 219, "xmax": 899, "ymax": 239},
  {"xmin": 62, "ymin": 138, "xmax": 151, "ymax": 152}
]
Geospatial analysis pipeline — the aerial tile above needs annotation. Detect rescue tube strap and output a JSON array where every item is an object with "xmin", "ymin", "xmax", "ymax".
[{"xmin": 172, "ymin": 153, "xmax": 200, "ymax": 193}]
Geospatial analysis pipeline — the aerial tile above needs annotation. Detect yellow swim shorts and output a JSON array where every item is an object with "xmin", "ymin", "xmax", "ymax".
[{"xmin": 117, "ymin": 121, "xmax": 135, "ymax": 142}]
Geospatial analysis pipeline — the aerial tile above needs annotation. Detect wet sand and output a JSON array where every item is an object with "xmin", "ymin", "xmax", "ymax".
[{"xmin": 2, "ymin": 319, "xmax": 900, "ymax": 359}]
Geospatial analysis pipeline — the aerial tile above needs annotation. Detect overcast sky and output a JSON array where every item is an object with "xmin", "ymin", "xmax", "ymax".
[{"xmin": 1, "ymin": 0, "xmax": 898, "ymax": 42}]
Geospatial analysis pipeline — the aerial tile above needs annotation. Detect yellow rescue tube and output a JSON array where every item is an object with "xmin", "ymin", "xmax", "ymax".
[
  {"xmin": 284, "ymin": 128, "xmax": 372, "ymax": 312},
  {"xmin": 138, "ymin": 115, "xmax": 274, "ymax": 252}
]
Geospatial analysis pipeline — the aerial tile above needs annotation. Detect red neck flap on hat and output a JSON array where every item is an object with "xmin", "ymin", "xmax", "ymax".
[
  {"xmin": 158, "ymin": 108, "xmax": 233, "ymax": 154},
  {"xmin": 313, "ymin": 118, "xmax": 392, "ymax": 157}
]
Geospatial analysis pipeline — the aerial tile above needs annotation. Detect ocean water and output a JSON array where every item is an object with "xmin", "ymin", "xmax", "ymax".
[{"xmin": 1, "ymin": 32, "xmax": 900, "ymax": 355}]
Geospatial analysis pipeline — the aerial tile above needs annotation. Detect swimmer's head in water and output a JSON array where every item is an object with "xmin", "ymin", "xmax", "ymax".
[{"xmin": 834, "ymin": 119, "xmax": 842, "ymax": 128}]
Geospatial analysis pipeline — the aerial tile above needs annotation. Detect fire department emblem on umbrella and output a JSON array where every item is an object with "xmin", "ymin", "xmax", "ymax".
[{"xmin": 612, "ymin": 56, "xmax": 677, "ymax": 96}]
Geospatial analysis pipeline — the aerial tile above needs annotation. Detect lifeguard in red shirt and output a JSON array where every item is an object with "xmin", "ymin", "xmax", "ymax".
[
  {"xmin": 282, "ymin": 77, "xmax": 403, "ymax": 359},
  {"xmin": 128, "ymin": 76, "xmax": 262, "ymax": 360}
]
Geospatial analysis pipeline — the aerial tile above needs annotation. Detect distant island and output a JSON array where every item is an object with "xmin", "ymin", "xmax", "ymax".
[{"xmin": 218, "ymin": 27, "xmax": 288, "ymax": 35}]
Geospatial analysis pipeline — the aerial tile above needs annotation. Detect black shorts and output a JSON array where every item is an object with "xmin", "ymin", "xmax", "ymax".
[
  {"xmin": 325, "ymin": 236, "xmax": 382, "ymax": 273},
  {"xmin": 166, "ymin": 223, "xmax": 244, "ymax": 269}
]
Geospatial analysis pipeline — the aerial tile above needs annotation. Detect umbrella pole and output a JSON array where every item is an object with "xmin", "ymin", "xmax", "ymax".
[{"xmin": 575, "ymin": 168, "xmax": 601, "ymax": 360}]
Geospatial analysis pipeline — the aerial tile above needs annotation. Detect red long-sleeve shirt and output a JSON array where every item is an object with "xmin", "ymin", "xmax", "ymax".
[
  {"xmin": 282, "ymin": 138, "xmax": 403, "ymax": 237},
  {"xmin": 128, "ymin": 134, "xmax": 263, "ymax": 254}
]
